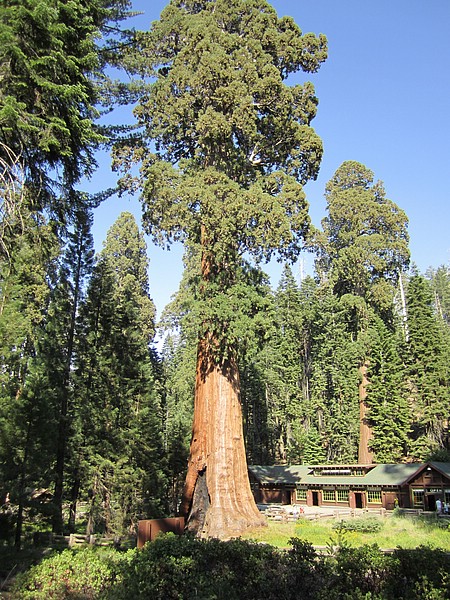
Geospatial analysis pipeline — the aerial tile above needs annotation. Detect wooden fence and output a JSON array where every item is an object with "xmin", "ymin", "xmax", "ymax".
[
  {"xmin": 32, "ymin": 531, "xmax": 134, "ymax": 549},
  {"xmin": 263, "ymin": 506, "xmax": 388, "ymax": 522}
]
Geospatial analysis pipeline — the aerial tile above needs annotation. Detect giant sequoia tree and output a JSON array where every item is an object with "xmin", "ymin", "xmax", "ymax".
[{"xmin": 116, "ymin": 0, "xmax": 327, "ymax": 538}]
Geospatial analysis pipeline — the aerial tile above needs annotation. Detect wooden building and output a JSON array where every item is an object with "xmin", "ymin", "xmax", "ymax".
[{"xmin": 249, "ymin": 462, "xmax": 450, "ymax": 511}]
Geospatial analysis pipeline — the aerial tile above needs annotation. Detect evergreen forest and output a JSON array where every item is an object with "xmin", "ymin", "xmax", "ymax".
[{"xmin": 1, "ymin": 0, "xmax": 449, "ymax": 546}]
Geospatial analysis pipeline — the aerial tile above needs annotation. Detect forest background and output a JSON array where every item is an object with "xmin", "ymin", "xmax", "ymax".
[{"xmin": 0, "ymin": 0, "xmax": 449, "ymax": 547}]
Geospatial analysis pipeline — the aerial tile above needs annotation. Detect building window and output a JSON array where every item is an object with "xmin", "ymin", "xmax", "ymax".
[
  {"xmin": 322, "ymin": 490, "xmax": 335, "ymax": 502},
  {"xmin": 367, "ymin": 490, "xmax": 382, "ymax": 504},
  {"xmin": 336, "ymin": 489, "xmax": 349, "ymax": 502},
  {"xmin": 296, "ymin": 489, "xmax": 307, "ymax": 502},
  {"xmin": 412, "ymin": 489, "xmax": 424, "ymax": 508},
  {"xmin": 444, "ymin": 489, "xmax": 450, "ymax": 505},
  {"xmin": 352, "ymin": 468, "xmax": 364, "ymax": 476}
]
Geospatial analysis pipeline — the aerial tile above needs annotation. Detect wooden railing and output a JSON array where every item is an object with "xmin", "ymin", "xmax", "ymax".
[
  {"xmin": 262, "ymin": 506, "xmax": 388, "ymax": 522},
  {"xmin": 32, "ymin": 531, "xmax": 134, "ymax": 549}
]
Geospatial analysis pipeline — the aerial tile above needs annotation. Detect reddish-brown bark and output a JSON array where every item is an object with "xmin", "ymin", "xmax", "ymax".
[
  {"xmin": 358, "ymin": 362, "xmax": 374, "ymax": 464},
  {"xmin": 180, "ymin": 335, "xmax": 266, "ymax": 539}
]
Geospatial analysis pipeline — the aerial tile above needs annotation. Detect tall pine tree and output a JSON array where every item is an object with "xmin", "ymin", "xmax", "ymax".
[
  {"xmin": 405, "ymin": 274, "xmax": 450, "ymax": 459},
  {"xmin": 76, "ymin": 212, "xmax": 165, "ymax": 535}
]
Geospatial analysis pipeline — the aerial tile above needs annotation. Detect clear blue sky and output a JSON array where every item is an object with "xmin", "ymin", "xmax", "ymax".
[{"xmin": 89, "ymin": 0, "xmax": 450, "ymax": 317}]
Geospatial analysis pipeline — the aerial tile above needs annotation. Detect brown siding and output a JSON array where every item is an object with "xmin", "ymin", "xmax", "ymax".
[{"xmin": 259, "ymin": 488, "xmax": 290, "ymax": 504}]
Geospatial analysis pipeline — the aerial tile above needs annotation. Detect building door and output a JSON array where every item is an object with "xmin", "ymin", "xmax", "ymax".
[
  {"xmin": 312, "ymin": 491, "xmax": 319, "ymax": 506},
  {"xmin": 354, "ymin": 492, "xmax": 364, "ymax": 509},
  {"xmin": 427, "ymin": 495, "xmax": 437, "ymax": 511}
]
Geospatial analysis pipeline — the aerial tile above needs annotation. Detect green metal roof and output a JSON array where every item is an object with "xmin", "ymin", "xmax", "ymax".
[
  {"xmin": 249, "ymin": 462, "xmax": 450, "ymax": 488},
  {"xmin": 431, "ymin": 462, "xmax": 450, "ymax": 480},
  {"xmin": 249, "ymin": 465, "xmax": 310, "ymax": 486}
]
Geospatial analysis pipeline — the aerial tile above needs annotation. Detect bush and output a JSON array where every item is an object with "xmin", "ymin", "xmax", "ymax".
[
  {"xmin": 332, "ymin": 517, "xmax": 383, "ymax": 533},
  {"xmin": 10, "ymin": 535, "xmax": 450, "ymax": 600},
  {"xmin": 11, "ymin": 547, "xmax": 122, "ymax": 599},
  {"xmin": 108, "ymin": 534, "xmax": 287, "ymax": 600},
  {"xmin": 385, "ymin": 545, "xmax": 450, "ymax": 600},
  {"xmin": 325, "ymin": 544, "xmax": 390, "ymax": 599}
]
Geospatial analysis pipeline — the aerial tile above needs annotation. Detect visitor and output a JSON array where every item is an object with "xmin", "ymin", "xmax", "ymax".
[{"xmin": 435, "ymin": 498, "xmax": 442, "ymax": 514}]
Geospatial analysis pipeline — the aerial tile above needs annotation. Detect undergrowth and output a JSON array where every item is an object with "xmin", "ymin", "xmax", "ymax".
[{"xmin": 10, "ymin": 534, "xmax": 450, "ymax": 600}]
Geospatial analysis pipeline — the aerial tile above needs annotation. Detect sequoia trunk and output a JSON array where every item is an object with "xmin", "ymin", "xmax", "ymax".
[
  {"xmin": 358, "ymin": 361, "xmax": 374, "ymax": 464},
  {"xmin": 180, "ymin": 335, "xmax": 266, "ymax": 539}
]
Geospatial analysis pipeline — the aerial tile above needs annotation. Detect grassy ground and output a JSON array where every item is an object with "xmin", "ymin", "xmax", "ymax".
[{"xmin": 241, "ymin": 513, "xmax": 450, "ymax": 550}]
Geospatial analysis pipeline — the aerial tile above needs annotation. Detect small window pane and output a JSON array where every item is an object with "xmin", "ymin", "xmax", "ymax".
[
  {"xmin": 296, "ymin": 489, "xmax": 307, "ymax": 501},
  {"xmin": 336, "ymin": 489, "xmax": 348, "ymax": 502},
  {"xmin": 367, "ymin": 490, "xmax": 382, "ymax": 504},
  {"xmin": 412, "ymin": 489, "xmax": 424, "ymax": 508},
  {"xmin": 322, "ymin": 490, "xmax": 335, "ymax": 502}
]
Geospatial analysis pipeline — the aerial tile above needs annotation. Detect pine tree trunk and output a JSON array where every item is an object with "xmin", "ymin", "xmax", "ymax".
[
  {"xmin": 358, "ymin": 362, "xmax": 374, "ymax": 464},
  {"xmin": 180, "ymin": 336, "xmax": 266, "ymax": 539}
]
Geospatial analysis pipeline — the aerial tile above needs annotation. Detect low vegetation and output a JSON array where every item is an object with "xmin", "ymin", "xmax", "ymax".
[
  {"xmin": 8, "ymin": 531, "xmax": 450, "ymax": 600},
  {"xmin": 5, "ymin": 514, "xmax": 450, "ymax": 599},
  {"xmin": 242, "ymin": 513, "xmax": 450, "ymax": 550}
]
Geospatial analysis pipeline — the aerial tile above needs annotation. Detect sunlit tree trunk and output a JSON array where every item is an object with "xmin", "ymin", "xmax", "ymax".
[{"xmin": 181, "ymin": 335, "xmax": 265, "ymax": 539}]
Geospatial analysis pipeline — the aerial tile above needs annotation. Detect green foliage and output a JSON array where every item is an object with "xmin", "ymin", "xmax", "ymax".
[
  {"xmin": 12, "ymin": 547, "xmax": 122, "ymax": 599},
  {"xmin": 405, "ymin": 274, "xmax": 450, "ymax": 458},
  {"xmin": 327, "ymin": 544, "xmax": 391, "ymax": 599},
  {"xmin": 0, "ymin": 0, "xmax": 133, "ymax": 193},
  {"xmin": 309, "ymin": 286, "xmax": 361, "ymax": 462},
  {"xmin": 317, "ymin": 160, "xmax": 410, "ymax": 309},
  {"xmin": 115, "ymin": 0, "xmax": 327, "ymax": 365},
  {"xmin": 0, "ymin": 212, "xmax": 61, "ymax": 545},
  {"xmin": 332, "ymin": 517, "xmax": 383, "ymax": 533},
  {"xmin": 366, "ymin": 318, "xmax": 410, "ymax": 462},
  {"xmin": 388, "ymin": 546, "xmax": 450, "ymax": 600},
  {"xmin": 111, "ymin": 534, "xmax": 287, "ymax": 600},
  {"xmin": 75, "ymin": 212, "xmax": 166, "ymax": 534},
  {"xmin": 11, "ymin": 536, "xmax": 450, "ymax": 600}
]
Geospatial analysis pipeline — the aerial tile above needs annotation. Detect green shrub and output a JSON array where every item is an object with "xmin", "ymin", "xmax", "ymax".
[
  {"xmin": 10, "ymin": 534, "xmax": 450, "ymax": 600},
  {"xmin": 108, "ymin": 534, "xmax": 287, "ymax": 600},
  {"xmin": 332, "ymin": 517, "xmax": 383, "ymax": 533},
  {"xmin": 11, "ymin": 547, "xmax": 122, "ymax": 599},
  {"xmin": 385, "ymin": 545, "xmax": 450, "ymax": 600},
  {"xmin": 325, "ymin": 544, "xmax": 390, "ymax": 599}
]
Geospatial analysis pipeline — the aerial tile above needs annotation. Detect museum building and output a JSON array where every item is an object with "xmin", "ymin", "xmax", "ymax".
[{"xmin": 249, "ymin": 462, "xmax": 450, "ymax": 511}]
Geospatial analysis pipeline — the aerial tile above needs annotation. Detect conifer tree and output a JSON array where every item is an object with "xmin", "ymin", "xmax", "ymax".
[
  {"xmin": 116, "ymin": 0, "xmax": 327, "ymax": 538},
  {"xmin": 317, "ymin": 161, "xmax": 409, "ymax": 463},
  {"xmin": 309, "ymin": 286, "xmax": 360, "ymax": 463},
  {"xmin": 77, "ymin": 212, "xmax": 165, "ymax": 535},
  {"xmin": 257, "ymin": 265, "xmax": 317, "ymax": 464},
  {"xmin": 0, "ymin": 0, "xmax": 133, "ymax": 198},
  {"xmin": 366, "ymin": 318, "xmax": 410, "ymax": 462},
  {"xmin": 0, "ymin": 213, "xmax": 59, "ymax": 546},
  {"xmin": 35, "ymin": 202, "xmax": 95, "ymax": 534},
  {"xmin": 405, "ymin": 274, "xmax": 450, "ymax": 459}
]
